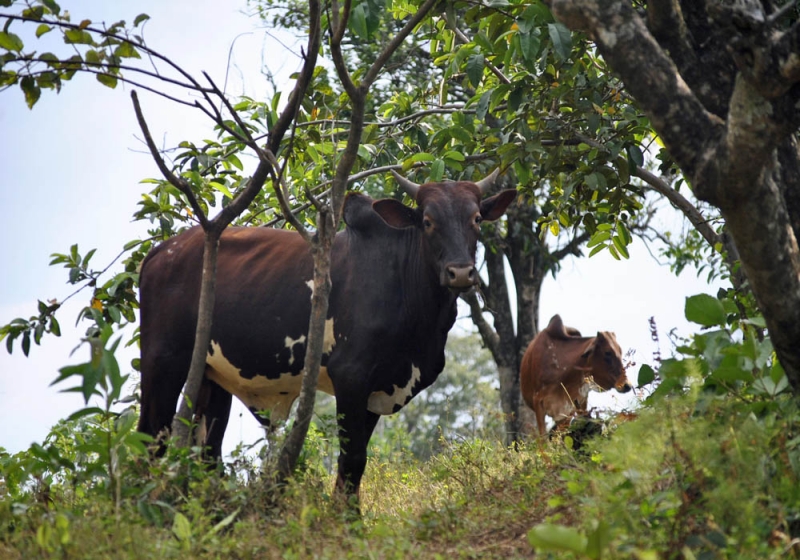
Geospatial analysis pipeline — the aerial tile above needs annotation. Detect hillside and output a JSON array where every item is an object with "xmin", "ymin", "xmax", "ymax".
[{"xmin": 2, "ymin": 388, "xmax": 798, "ymax": 559}]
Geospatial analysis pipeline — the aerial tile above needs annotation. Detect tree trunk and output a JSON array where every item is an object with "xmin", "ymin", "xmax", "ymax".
[
  {"xmin": 483, "ymin": 237, "xmax": 522, "ymax": 445},
  {"xmin": 171, "ymin": 232, "xmax": 219, "ymax": 444},
  {"xmin": 546, "ymin": 0, "xmax": 800, "ymax": 391},
  {"xmin": 277, "ymin": 211, "xmax": 333, "ymax": 482}
]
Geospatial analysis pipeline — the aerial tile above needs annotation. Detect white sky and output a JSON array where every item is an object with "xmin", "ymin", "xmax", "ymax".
[{"xmin": 0, "ymin": 0, "xmax": 722, "ymax": 456}]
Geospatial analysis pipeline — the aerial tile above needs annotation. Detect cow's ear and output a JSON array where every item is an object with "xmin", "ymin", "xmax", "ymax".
[
  {"xmin": 372, "ymin": 199, "xmax": 420, "ymax": 229},
  {"xmin": 581, "ymin": 339, "xmax": 596, "ymax": 358},
  {"xmin": 480, "ymin": 189, "xmax": 517, "ymax": 222}
]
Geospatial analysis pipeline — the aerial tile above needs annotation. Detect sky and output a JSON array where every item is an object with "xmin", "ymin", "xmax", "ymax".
[{"xmin": 0, "ymin": 0, "xmax": 723, "ymax": 456}]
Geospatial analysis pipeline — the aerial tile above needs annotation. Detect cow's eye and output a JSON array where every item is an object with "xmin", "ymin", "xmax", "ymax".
[
  {"xmin": 423, "ymin": 218, "xmax": 433, "ymax": 230},
  {"xmin": 474, "ymin": 215, "xmax": 482, "ymax": 226}
]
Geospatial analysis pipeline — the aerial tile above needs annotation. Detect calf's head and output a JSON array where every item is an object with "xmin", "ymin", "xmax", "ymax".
[
  {"xmin": 582, "ymin": 331, "xmax": 633, "ymax": 394},
  {"xmin": 374, "ymin": 169, "xmax": 517, "ymax": 292}
]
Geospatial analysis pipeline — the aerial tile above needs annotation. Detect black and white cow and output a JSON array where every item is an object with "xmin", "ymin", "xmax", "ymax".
[{"xmin": 137, "ymin": 169, "xmax": 516, "ymax": 500}]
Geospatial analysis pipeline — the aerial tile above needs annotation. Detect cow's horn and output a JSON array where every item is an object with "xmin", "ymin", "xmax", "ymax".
[
  {"xmin": 391, "ymin": 169, "xmax": 420, "ymax": 199},
  {"xmin": 475, "ymin": 168, "xmax": 501, "ymax": 194}
]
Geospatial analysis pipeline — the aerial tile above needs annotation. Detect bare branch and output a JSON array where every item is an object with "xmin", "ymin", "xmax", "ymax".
[
  {"xmin": 461, "ymin": 290, "xmax": 500, "ymax": 356},
  {"xmin": 131, "ymin": 90, "xmax": 210, "ymax": 229},
  {"xmin": 329, "ymin": 0, "xmax": 359, "ymax": 99},
  {"xmin": 267, "ymin": 0, "xmax": 322, "ymax": 154},
  {"xmin": 202, "ymin": 71, "xmax": 257, "ymax": 148},
  {"xmin": 632, "ymin": 166, "xmax": 720, "ymax": 248}
]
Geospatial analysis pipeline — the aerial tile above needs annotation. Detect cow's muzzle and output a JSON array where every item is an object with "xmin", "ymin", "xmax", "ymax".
[
  {"xmin": 444, "ymin": 264, "xmax": 478, "ymax": 292},
  {"xmin": 616, "ymin": 378, "xmax": 634, "ymax": 393}
]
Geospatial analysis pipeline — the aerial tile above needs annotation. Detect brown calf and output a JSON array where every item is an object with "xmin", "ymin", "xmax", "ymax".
[{"xmin": 520, "ymin": 314, "xmax": 633, "ymax": 436}]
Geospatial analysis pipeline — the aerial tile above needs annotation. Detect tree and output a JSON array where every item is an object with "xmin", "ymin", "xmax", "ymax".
[
  {"xmin": 544, "ymin": 0, "xmax": 800, "ymax": 390},
  {"xmin": 0, "ymin": 0, "xmax": 440, "ymax": 497}
]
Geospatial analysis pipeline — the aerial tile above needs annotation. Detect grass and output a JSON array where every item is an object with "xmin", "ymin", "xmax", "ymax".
[{"xmin": 3, "ymin": 390, "xmax": 800, "ymax": 559}]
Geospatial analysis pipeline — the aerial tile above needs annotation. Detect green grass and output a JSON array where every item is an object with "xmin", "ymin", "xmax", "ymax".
[{"xmin": 3, "ymin": 391, "xmax": 800, "ymax": 559}]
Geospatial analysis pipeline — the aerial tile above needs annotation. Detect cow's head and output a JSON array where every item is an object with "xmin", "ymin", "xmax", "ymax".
[
  {"xmin": 372, "ymin": 169, "xmax": 517, "ymax": 292},
  {"xmin": 581, "ymin": 332, "xmax": 633, "ymax": 394}
]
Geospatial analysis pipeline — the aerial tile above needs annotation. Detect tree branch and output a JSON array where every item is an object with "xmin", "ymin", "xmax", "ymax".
[
  {"xmin": 131, "ymin": 90, "xmax": 210, "ymax": 229},
  {"xmin": 546, "ymin": 0, "xmax": 724, "ymax": 184},
  {"xmin": 362, "ymin": 0, "xmax": 440, "ymax": 90},
  {"xmin": 550, "ymin": 230, "xmax": 591, "ymax": 262},
  {"xmin": 461, "ymin": 290, "xmax": 500, "ymax": 357},
  {"xmin": 443, "ymin": 13, "xmax": 511, "ymax": 85}
]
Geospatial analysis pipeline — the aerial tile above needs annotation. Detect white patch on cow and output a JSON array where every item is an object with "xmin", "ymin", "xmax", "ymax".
[
  {"xmin": 284, "ymin": 334, "xmax": 306, "ymax": 365},
  {"xmin": 206, "ymin": 340, "xmax": 335, "ymax": 423},
  {"xmin": 323, "ymin": 318, "xmax": 336, "ymax": 355},
  {"xmin": 367, "ymin": 366, "xmax": 421, "ymax": 415},
  {"xmin": 305, "ymin": 280, "xmax": 314, "ymax": 296}
]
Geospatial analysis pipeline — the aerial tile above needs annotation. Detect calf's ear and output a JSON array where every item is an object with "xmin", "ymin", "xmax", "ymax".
[
  {"xmin": 581, "ymin": 339, "xmax": 597, "ymax": 358},
  {"xmin": 372, "ymin": 199, "xmax": 420, "ymax": 229},
  {"xmin": 480, "ymin": 189, "xmax": 517, "ymax": 221}
]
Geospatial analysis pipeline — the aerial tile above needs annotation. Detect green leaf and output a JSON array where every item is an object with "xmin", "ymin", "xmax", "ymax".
[
  {"xmin": 685, "ymin": 294, "xmax": 726, "ymax": 327},
  {"xmin": 66, "ymin": 407, "xmax": 105, "ymax": 422},
  {"xmin": 475, "ymin": 90, "xmax": 491, "ymax": 121},
  {"xmin": 430, "ymin": 159, "xmax": 445, "ymax": 182},
  {"xmin": 408, "ymin": 153, "xmax": 435, "ymax": 166},
  {"xmin": 448, "ymin": 126, "xmax": 473, "ymax": 144},
  {"xmin": 659, "ymin": 358, "xmax": 687, "ymax": 380},
  {"xmin": 616, "ymin": 220, "xmax": 632, "ymax": 245},
  {"xmin": 208, "ymin": 509, "xmax": 240, "ymax": 536},
  {"xmin": 547, "ymin": 23, "xmax": 572, "ymax": 61},
  {"xmin": 517, "ymin": 31, "xmax": 541, "ymax": 62},
  {"xmin": 587, "ymin": 230, "xmax": 611, "ymax": 248},
  {"xmin": 528, "ymin": 524, "xmax": 587, "ymax": 554},
  {"xmin": 22, "ymin": 331, "xmax": 31, "ymax": 356},
  {"xmin": 612, "ymin": 234, "xmax": 630, "ymax": 259},
  {"xmin": 349, "ymin": 4, "xmax": 369, "ymax": 40},
  {"xmin": 64, "ymin": 29, "xmax": 93, "ymax": 45},
  {"xmin": 172, "ymin": 512, "xmax": 192, "ymax": 547},
  {"xmin": 134, "ymin": 13, "xmax": 150, "ymax": 27},
  {"xmin": 0, "ymin": 70, "xmax": 17, "ymax": 87},
  {"xmin": 96, "ymin": 73, "xmax": 118, "ymax": 89},
  {"xmin": 35, "ymin": 24, "xmax": 52, "ymax": 38},
  {"xmin": 20, "ymin": 75, "xmax": 41, "ymax": 109},
  {"xmin": 466, "ymin": 53, "xmax": 484, "ymax": 88},
  {"xmin": 42, "ymin": 0, "xmax": 61, "ymax": 15},
  {"xmin": 588, "ymin": 243, "xmax": 607, "ymax": 257},
  {"xmin": 712, "ymin": 360, "xmax": 753, "ymax": 383},
  {"xmin": 114, "ymin": 42, "xmax": 141, "ymax": 59},
  {"xmin": 626, "ymin": 144, "xmax": 644, "ymax": 168},
  {"xmin": 585, "ymin": 520, "xmax": 611, "ymax": 560},
  {"xmin": 0, "ymin": 31, "xmax": 24, "ymax": 52},
  {"xmin": 637, "ymin": 364, "xmax": 655, "ymax": 387},
  {"xmin": 210, "ymin": 181, "xmax": 233, "ymax": 199},
  {"xmin": 443, "ymin": 150, "xmax": 465, "ymax": 162}
]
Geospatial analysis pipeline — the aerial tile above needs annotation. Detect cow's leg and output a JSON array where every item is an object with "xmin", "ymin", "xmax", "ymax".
[
  {"xmin": 532, "ymin": 398, "xmax": 548, "ymax": 438},
  {"xmin": 137, "ymin": 349, "xmax": 191, "ymax": 451},
  {"xmin": 195, "ymin": 376, "xmax": 232, "ymax": 462},
  {"xmin": 334, "ymin": 401, "xmax": 380, "ymax": 505}
]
